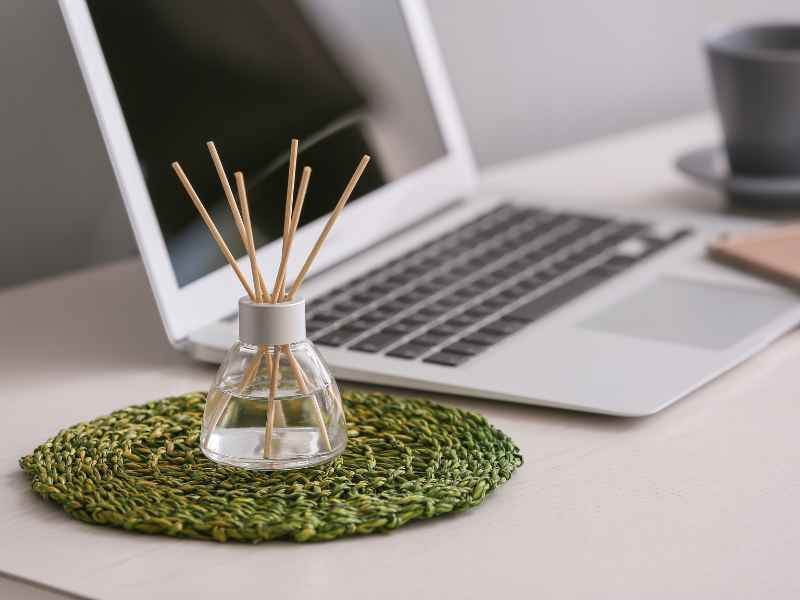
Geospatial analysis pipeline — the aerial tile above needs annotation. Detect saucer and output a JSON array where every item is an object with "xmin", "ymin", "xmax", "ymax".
[{"xmin": 675, "ymin": 145, "xmax": 800, "ymax": 210}]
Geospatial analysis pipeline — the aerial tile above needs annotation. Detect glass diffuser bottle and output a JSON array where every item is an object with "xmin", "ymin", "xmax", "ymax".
[
  {"xmin": 200, "ymin": 297, "xmax": 347, "ymax": 470},
  {"xmin": 173, "ymin": 138, "xmax": 368, "ymax": 471}
]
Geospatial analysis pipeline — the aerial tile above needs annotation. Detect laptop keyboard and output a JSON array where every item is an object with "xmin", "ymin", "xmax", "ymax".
[{"xmin": 306, "ymin": 203, "xmax": 691, "ymax": 367}]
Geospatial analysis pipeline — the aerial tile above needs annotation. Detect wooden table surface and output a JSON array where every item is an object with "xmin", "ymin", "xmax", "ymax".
[{"xmin": 2, "ymin": 113, "xmax": 799, "ymax": 599}]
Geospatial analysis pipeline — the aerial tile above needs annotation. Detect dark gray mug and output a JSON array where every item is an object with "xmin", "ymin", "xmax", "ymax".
[{"xmin": 706, "ymin": 23, "xmax": 800, "ymax": 177}]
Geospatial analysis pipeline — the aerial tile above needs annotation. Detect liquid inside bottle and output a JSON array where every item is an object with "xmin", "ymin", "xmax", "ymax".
[{"xmin": 200, "ymin": 339, "xmax": 347, "ymax": 470}]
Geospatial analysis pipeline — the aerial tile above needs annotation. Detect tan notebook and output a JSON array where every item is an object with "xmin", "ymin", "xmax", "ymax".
[{"xmin": 709, "ymin": 223, "xmax": 800, "ymax": 289}]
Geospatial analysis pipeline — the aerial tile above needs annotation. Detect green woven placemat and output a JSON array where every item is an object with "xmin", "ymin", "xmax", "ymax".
[{"xmin": 20, "ymin": 391, "xmax": 522, "ymax": 543}]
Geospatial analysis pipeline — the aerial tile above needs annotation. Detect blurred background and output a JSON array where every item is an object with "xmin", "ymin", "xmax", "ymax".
[{"xmin": 0, "ymin": 0, "xmax": 797, "ymax": 291}]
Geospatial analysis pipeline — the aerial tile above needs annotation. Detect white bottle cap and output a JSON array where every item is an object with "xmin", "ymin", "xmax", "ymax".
[{"xmin": 238, "ymin": 297, "xmax": 306, "ymax": 346}]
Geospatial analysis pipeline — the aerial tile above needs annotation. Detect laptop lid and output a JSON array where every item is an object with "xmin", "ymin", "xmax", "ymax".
[{"xmin": 59, "ymin": 0, "xmax": 476, "ymax": 343}]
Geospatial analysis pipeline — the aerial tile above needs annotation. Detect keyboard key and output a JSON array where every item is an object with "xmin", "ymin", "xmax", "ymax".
[
  {"xmin": 403, "ymin": 312, "xmax": 434, "ymax": 325},
  {"xmin": 387, "ymin": 344, "xmax": 429, "ymax": 359},
  {"xmin": 464, "ymin": 304, "xmax": 495, "ymax": 318},
  {"xmin": 424, "ymin": 352, "xmax": 470, "ymax": 367},
  {"xmin": 417, "ymin": 305, "xmax": 449, "ymax": 319},
  {"xmin": 384, "ymin": 320, "xmax": 422, "ymax": 335},
  {"xmin": 380, "ymin": 300, "xmax": 410, "ymax": 312},
  {"xmin": 424, "ymin": 302, "xmax": 455, "ymax": 315},
  {"xmin": 460, "ymin": 283, "xmax": 486, "ymax": 296},
  {"xmin": 306, "ymin": 300, "xmax": 326, "ymax": 313},
  {"xmin": 313, "ymin": 312, "xmax": 341, "ymax": 322},
  {"xmin": 306, "ymin": 318, "xmax": 331, "ymax": 331},
  {"xmin": 429, "ymin": 274, "xmax": 460, "ymax": 286},
  {"xmin": 385, "ymin": 275, "xmax": 411, "ymax": 286},
  {"xmin": 364, "ymin": 283, "xmax": 395, "ymax": 295},
  {"xmin": 350, "ymin": 292, "xmax": 381, "ymax": 304},
  {"xmin": 321, "ymin": 286, "xmax": 346, "ymax": 299},
  {"xmin": 443, "ymin": 342, "xmax": 486, "ymax": 356},
  {"xmin": 316, "ymin": 328, "xmax": 363, "ymax": 347},
  {"xmin": 573, "ymin": 215, "xmax": 613, "ymax": 229},
  {"xmin": 604, "ymin": 255, "xmax": 638, "ymax": 270},
  {"xmin": 461, "ymin": 331, "xmax": 505, "ymax": 346},
  {"xmin": 481, "ymin": 317, "xmax": 529, "ymax": 336},
  {"xmin": 483, "ymin": 295, "xmax": 509, "ymax": 309},
  {"xmin": 395, "ymin": 291, "xmax": 428, "ymax": 304},
  {"xmin": 402, "ymin": 265, "xmax": 427, "ymax": 275},
  {"xmin": 469, "ymin": 256, "xmax": 494, "ymax": 268},
  {"xmin": 507, "ymin": 273, "xmax": 605, "ymax": 322},
  {"xmin": 447, "ymin": 314, "xmax": 480, "ymax": 327},
  {"xmin": 410, "ymin": 333, "xmax": 448, "ymax": 346},
  {"xmin": 474, "ymin": 274, "xmax": 504, "ymax": 287},
  {"xmin": 331, "ymin": 302, "xmax": 359, "ymax": 314},
  {"xmin": 417, "ymin": 258, "xmax": 444, "ymax": 270},
  {"xmin": 584, "ymin": 265, "xmax": 617, "ymax": 279},
  {"xmin": 537, "ymin": 266, "xmax": 566, "ymax": 280},
  {"xmin": 429, "ymin": 322, "xmax": 464, "ymax": 336},
  {"xmin": 522, "ymin": 249, "xmax": 550, "ymax": 262},
  {"xmin": 636, "ymin": 236, "xmax": 671, "ymax": 256},
  {"xmin": 493, "ymin": 292, "xmax": 522, "ymax": 306},
  {"xmin": 437, "ymin": 295, "xmax": 465, "ymax": 307},
  {"xmin": 350, "ymin": 333, "xmax": 402, "ymax": 353},
  {"xmin": 451, "ymin": 265, "xmax": 473, "ymax": 276},
  {"xmin": 337, "ymin": 319, "xmax": 374, "ymax": 332},
  {"xmin": 515, "ymin": 276, "xmax": 546, "ymax": 290},
  {"xmin": 505, "ymin": 258, "xmax": 531, "ymax": 272},
  {"xmin": 361, "ymin": 309, "xmax": 394, "ymax": 323},
  {"xmin": 416, "ymin": 283, "xmax": 442, "ymax": 295},
  {"xmin": 483, "ymin": 248, "xmax": 507, "ymax": 261},
  {"xmin": 615, "ymin": 238, "xmax": 650, "ymax": 258},
  {"xmin": 494, "ymin": 265, "xmax": 518, "ymax": 278},
  {"xmin": 498, "ymin": 285, "xmax": 529, "ymax": 300}
]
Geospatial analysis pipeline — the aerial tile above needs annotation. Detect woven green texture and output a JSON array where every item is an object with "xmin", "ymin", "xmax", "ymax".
[{"xmin": 20, "ymin": 391, "xmax": 522, "ymax": 543}]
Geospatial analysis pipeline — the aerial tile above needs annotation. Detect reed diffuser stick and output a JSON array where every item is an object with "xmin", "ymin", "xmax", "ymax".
[
  {"xmin": 235, "ymin": 172, "xmax": 268, "ymax": 302},
  {"xmin": 287, "ymin": 155, "xmax": 370, "ymax": 300},
  {"xmin": 172, "ymin": 162, "xmax": 255, "ymax": 300},
  {"xmin": 207, "ymin": 141, "xmax": 249, "ymax": 245},
  {"xmin": 273, "ymin": 140, "xmax": 299, "ymax": 302},
  {"xmin": 285, "ymin": 345, "xmax": 332, "ymax": 451},
  {"xmin": 288, "ymin": 168, "xmax": 310, "ymax": 238},
  {"xmin": 264, "ymin": 345, "xmax": 282, "ymax": 458},
  {"xmin": 275, "ymin": 166, "xmax": 311, "ymax": 301}
]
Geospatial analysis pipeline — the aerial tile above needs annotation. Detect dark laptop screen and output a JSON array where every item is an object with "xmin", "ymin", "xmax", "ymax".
[{"xmin": 87, "ymin": 0, "xmax": 446, "ymax": 286}]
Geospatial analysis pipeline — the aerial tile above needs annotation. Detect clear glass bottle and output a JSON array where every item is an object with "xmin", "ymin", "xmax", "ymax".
[{"xmin": 200, "ymin": 297, "xmax": 346, "ymax": 470}]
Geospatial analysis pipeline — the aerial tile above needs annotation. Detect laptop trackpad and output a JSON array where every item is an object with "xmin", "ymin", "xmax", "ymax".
[{"xmin": 581, "ymin": 277, "xmax": 796, "ymax": 350}]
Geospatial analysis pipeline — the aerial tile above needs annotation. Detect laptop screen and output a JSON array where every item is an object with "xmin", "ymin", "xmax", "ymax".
[{"xmin": 87, "ymin": 0, "xmax": 446, "ymax": 287}]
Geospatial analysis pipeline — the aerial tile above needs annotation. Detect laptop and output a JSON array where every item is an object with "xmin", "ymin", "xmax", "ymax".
[{"xmin": 60, "ymin": 0, "xmax": 800, "ymax": 416}]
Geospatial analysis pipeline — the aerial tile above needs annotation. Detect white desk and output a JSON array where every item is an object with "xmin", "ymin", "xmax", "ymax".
[{"xmin": 3, "ymin": 113, "xmax": 800, "ymax": 599}]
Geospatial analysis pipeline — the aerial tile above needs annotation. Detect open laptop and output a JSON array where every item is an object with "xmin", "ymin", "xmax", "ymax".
[{"xmin": 60, "ymin": 0, "xmax": 800, "ymax": 416}]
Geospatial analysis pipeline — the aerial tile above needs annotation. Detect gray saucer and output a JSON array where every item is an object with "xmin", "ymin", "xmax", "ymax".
[{"xmin": 676, "ymin": 145, "xmax": 800, "ymax": 210}]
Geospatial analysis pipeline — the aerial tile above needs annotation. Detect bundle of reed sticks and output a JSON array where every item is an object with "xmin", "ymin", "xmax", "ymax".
[{"xmin": 172, "ymin": 139, "xmax": 369, "ymax": 459}]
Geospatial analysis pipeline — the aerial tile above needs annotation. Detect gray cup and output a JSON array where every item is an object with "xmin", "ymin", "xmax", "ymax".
[{"xmin": 706, "ymin": 23, "xmax": 800, "ymax": 177}]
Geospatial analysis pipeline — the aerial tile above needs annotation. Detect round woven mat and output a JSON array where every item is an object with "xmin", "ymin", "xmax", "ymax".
[{"xmin": 20, "ymin": 391, "xmax": 522, "ymax": 543}]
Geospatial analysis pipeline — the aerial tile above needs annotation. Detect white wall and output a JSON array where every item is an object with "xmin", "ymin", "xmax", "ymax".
[
  {"xmin": 427, "ymin": 0, "xmax": 799, "ymax": 166},
  {"xmin": 1, "ymin": 0, "xmax": 798, "ymax": 289},
  {"xmin": 0, "ymin": 1, "xmax": 136, "ymax": 290}
]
